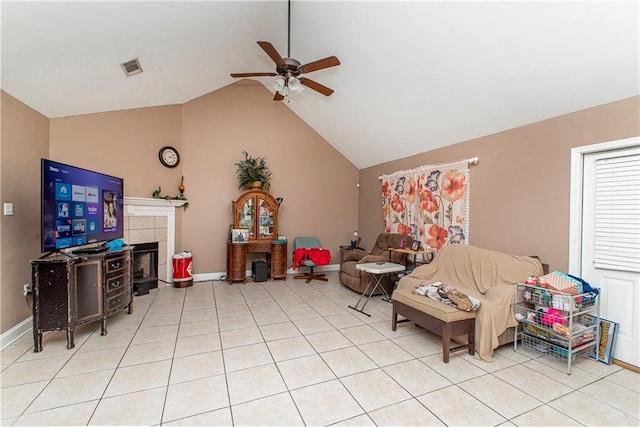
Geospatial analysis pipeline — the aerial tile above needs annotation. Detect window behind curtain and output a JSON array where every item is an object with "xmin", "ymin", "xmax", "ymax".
[{"xmin": 381, "ymin": 160, "xmax": 470, "ymax": 251}]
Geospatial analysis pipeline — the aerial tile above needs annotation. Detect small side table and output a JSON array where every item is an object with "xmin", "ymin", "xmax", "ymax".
[
  {"xmin": 389, "ymin": 247, "xmax": 434, "ymax": 271},
  {"xmin": 349, "ymin": 262, "xmax": 406, "ymax": 316}
]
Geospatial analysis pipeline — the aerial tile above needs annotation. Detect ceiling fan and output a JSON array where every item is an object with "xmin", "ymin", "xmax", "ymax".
[{"xmin": 230, "ymin": 0, "xmax": 340, "ymax": 101}]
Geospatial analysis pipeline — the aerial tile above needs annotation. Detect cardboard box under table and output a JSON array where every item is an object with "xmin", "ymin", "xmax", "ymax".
[{"xmin": 392, "ymin": 287, "xmax": 476, "ymax": 363}]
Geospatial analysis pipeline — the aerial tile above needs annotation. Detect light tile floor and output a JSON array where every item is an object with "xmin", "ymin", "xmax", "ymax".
[{"xmin": 1, "ymin": 272, "xmax": 638, "ymax": 426}]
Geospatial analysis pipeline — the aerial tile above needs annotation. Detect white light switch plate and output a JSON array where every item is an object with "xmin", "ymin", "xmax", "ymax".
[{"xmin": 3, "ymin": 203, "xmax": 14, "ymax": 216}]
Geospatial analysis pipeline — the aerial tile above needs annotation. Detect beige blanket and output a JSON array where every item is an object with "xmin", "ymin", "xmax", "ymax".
[{"xmin": 396, "ymin": 244, "xmax": 543, "ymax": 362}]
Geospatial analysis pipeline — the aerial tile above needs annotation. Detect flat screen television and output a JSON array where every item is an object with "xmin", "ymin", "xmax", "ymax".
[{"xmin": 41, "ymin": 159, "xmax": 124, "ymax": 253}]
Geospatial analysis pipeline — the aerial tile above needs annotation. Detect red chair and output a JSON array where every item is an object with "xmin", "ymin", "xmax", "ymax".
[{"xmin": 292, "ymin": 237, "xmax": 331, "ymax": 283}]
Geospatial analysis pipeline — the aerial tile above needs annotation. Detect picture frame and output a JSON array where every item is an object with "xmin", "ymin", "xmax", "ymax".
[
  {"xmin": 596, "ymin": 318, "xmax": 618, "ymax": 365},
  {"xmin": 410, "ymin": 241, "xmax": 420, "ymax": 251},
  {"xmin": 231, "ymin": 228, "xmax": 250, "ymax": 243}
]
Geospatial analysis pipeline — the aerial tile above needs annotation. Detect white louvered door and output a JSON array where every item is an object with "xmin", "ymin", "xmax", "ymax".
[{"xmin": 581, "ymin": 145, "xmax": 640, "ymax": 367}]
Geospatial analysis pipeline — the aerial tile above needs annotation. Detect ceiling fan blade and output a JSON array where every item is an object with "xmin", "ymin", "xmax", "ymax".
[
  {"xmin": 299, "ymin": 77, "xmax": 334, "ymax": 96},
  {"xmin": 231, "ymin": 72, "xmax": 278, "ymax": 78},
  {"xmin": 298, "ymin": 56, "xmax": 340, "ymax": 74},
  {"xmin": 257, "ymin": 41, "xmax": 287, "ymax": 68},
  {"xmin": 273, "ymin": 92, "xmax": 285, "ymax": 101}
]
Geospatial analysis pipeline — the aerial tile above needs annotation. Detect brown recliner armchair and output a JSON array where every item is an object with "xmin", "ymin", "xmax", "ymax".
[{"xmin": 339, "ymin": 233, "xmax": 416, "ymax": 294}]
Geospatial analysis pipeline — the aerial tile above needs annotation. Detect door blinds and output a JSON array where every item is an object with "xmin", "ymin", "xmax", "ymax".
[{"xmin": 593, "ymin": 152, "xmax": 640, "ymax": 272}]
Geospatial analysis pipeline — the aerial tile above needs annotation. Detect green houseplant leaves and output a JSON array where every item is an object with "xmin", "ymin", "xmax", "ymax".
[{"xmin": 234, "ymin": 150, "xmax": 272, "ymax": 192}]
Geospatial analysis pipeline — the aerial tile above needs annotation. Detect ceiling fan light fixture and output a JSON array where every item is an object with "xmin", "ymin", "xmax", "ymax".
[
  {"xmin": 272, "ymin": 78, "xmax": 285, "ymax": 93},
  {"xmin": 288, "ymin": 76, "xmax": 301, "ymax": 91}
]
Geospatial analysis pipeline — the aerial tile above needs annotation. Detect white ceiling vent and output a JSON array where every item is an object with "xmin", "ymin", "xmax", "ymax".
[{"xmin": 120, "ymin": 58, "xmax": 143, "ymax": 77}]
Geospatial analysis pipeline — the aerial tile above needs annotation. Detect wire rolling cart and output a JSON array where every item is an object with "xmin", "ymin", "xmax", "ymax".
[{"xmin": 512, "ymin": 282, "xmax": 599, "ymax": 374}]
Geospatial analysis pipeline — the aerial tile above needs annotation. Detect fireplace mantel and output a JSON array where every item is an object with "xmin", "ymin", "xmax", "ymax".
[
  {"xmin": 124, "ymin": 197, "xmax": 185, "ymax": 285},
  {"xmin": 124, "ymin": 197, "xmax": 187, "ymax": 209}
]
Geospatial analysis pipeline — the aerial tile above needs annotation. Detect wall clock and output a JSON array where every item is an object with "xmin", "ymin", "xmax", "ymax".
[{"xmin": 158, "ymin": 146, "xmax": 180, "ymax": 168}]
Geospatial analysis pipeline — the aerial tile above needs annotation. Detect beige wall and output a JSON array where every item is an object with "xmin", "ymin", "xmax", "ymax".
[
  {"xmin": 359, "ymin": 96, "xmax": 640, "ymax": 272},
  {"xmin": 181, "ymin": 80, "xmax": 359, "ymax": 271},
  {"xmin": 49, "ymin": 104, "xmax": 185, "ymax": 197},
  {"xmin": 1, "ymin": 92, "xmax": 50, "ymax": 333}
]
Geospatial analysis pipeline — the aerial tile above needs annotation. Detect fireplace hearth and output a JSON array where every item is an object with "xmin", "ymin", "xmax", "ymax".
[{"xmin": 132, "ymin": 242, "xmax": 159, "ymax": 295}]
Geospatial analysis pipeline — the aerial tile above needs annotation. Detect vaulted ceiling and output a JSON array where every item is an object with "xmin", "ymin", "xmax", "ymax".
[{"xmin": 2, "ymin": 1, "xmax": 638, "ymax": 168}]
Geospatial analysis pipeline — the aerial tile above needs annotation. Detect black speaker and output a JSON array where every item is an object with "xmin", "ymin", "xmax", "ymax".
[
  {"xmin": 135, "ymin": 281, "xmax": 150, "ymax": 296},
  {"xmin": 251, "ymin": 260, "xmax": 269, "ymax": 282}
]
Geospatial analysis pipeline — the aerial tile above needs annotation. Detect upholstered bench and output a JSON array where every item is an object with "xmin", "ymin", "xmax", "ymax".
[{"xmin": 392, "ymin": 287, "xmax": 476, "ymax": 363}]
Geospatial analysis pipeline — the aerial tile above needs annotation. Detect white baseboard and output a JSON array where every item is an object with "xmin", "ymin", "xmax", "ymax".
[
  {"xmin": 192, "ymin": 272, "xmax": 227, "ymax": 282},
  {"xmin": 1, "ymin": 317, "xmax": 32, "ymax": 351},
  {"xmin": 191, "ymin": 264, "xmax": 340, "ymax": 283}
]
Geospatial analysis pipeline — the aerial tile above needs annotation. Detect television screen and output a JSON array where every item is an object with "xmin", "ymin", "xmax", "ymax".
[{"xmin": 41, "ymin": 159, "xmax": 124, "ymax": 253}]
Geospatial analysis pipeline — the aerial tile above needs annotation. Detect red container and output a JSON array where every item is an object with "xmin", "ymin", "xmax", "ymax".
[{"xmin": 172, "ymin": 251, "xmax": 193, "ymax": 287}]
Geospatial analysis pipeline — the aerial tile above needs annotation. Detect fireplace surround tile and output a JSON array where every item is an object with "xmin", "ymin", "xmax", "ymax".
[
  {"xmin": 157, "ymin": 245, "xmax": 168, "ymax": 281},
  {"xmin": 129, "ymin": 229, "xmax": 155, "ymax": 244},
  {"xmin": 129, "ymin": 216, "xmax": 155, "ymax": 230},
  {"xmin": 154, "ymin": 228, "xmax": 167, "ymax": 244},
  {"xmin": 155, "ymin": 216, "xmax": 168, "ymax": 229}
]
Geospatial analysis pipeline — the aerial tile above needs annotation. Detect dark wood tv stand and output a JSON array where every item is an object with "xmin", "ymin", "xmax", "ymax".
[{"xmin": 30, "ymin": 246, "xmax": 134, "ymax": 352}]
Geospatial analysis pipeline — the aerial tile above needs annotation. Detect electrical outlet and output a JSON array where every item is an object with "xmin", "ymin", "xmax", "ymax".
[{"xmin": 23, "ymin": 283, "xmax": 31, "ymax": 296}]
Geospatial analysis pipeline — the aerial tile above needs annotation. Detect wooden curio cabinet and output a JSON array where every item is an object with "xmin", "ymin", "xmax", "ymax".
[
  {"xmin": 232, "ymin": 189, "xmax": 279, "ymax": 240},
  {"xmin": 227, "ymin": 190, "xmax": 286, "ymax": 283}
]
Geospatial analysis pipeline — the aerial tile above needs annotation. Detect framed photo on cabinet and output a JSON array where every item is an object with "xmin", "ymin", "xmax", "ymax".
[{"xmin": 232, "ymin": 228, "xmax": 250, "ymax": 243}]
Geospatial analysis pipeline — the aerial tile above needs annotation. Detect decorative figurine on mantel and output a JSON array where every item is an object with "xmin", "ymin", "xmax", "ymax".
[{"xmin": 151, "ymin": 179, "xmax": 189, "ymax": 209}]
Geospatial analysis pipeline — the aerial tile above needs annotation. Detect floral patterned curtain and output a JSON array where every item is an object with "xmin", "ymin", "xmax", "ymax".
[{"xmin": 381, "ymin": 161, "xmax": 469, "ymax": 250}]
